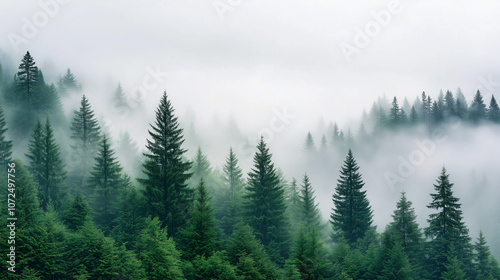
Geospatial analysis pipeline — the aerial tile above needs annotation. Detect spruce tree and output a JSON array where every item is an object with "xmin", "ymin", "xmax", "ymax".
[
  {"xmin": 487, "ymin": 95, "xmax": 500, "ymax": 123},
  {"xmin": 16, "ymin": 51, "xmax": 38, "ymax": 111},
  {"xmin": 389, "ymin": 97, "xmax": 400, "ymax": 127},
  {"xmin": 63, "ymin": 193, "xmax": 90, "ymax": 232},
  {"xmin": 455, "ymin": 87, "xmax": 469, "ymax": 119},
  {"xmin": 304, "ymin": 132, "xmax": 315, "ymax": 153},
  {"xmin": 189, "ymin": 146, "xmax": 213, "ymax": 187},
  {"xmin": 87, "ymin": 135, "xmax": 124, "ymax": 234},
  {"xmin": 470, "ymin": 90, "xmax": 487, "ymax": 123},
  {"xmin": 136, "ymin": 217, "xmax": 185, "ymax": 280},
  {"xmin": 26, "ymin": 118, "xmax": 67, "ymax": 211},
  {"xmin": 331, "ymin": 149, "xmax": 373, "ymax": 245},
  {"xmin": 58, "ymin": 68, "xmax": 79, "ymax": 94},
  {"xmin": 410, "ymin": 105, "xmax": 418, "ymax": 124},
  {"xmin": 474, "ymin": 231, "xmax": 495, "ymax": 279},
  {"xmin": 299, "ymin": 173, "xmax": 322, "ymax": 232},
  {"xmin": 293, "ymin": 226, "xmax": 329, "ymax": 280},
  {"xmin": 441, "ymin": 249, "xmax": 465, "ymax": 280},
  {"xmin": 181, "ymin": 178, "xmax": 217, "ymax": 261},
  {"xmin": 0, "ymin": 105, "xmax": 12, "ymax": 167},
  {"xmin": 244, "ymin": 137, "xmax": 289, "ymax": 262},
  {"xmin": 425, "ymin": 167, "xmax": 472, "ymax": 279},
  {"xmin": 222, "ymin": 147, "xmax": 244, "ymax": 195},
  {"xmin": 138, "ymin": 91, "xmax": 192, "ymax": 238},
  {"xmin": 444, "ymin": 90, "xmax": 456, "ymax": 119},
  {"xmin": 69, "ymin": 95, "xmax": 101, "ymax": 195},
  {"xmin": 389, "ymin": 192, "xmax": 422, "ymax": 260}
]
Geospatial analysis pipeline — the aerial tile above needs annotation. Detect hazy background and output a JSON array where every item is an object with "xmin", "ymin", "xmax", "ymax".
[{"xmin": 1, "ymin": 0, "xmax": 499, "ymax": 256}]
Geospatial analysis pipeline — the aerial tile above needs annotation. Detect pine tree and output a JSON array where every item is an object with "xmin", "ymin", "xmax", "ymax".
[
  {"xmin": 26, "ymin": 118, "xmax": 67, "ymax": 211},
  {"xmin": 444, "ymin": 90, "xmax": 456, "ymax": 119},
  {"xmin": 441, "ymin": 248, "xmax": 465, "ymax": 280},
  {"xmin": 425, "ymin": 167, "xmax": 472, "ymax": 279},
  {"xmin": 136, "ymin": 217, "xmax": 185, "ymax": 280},
  {"xmin": 87, "ymin": 135, "xmax": 124, "ymax": 234},
  {"xmin": 299, "ymin": 173, "xmax": 322, "ymax": 232},
  {"xmin": 11, "ymin": 159, "xmax": 40, "ymax": 227},
  {"xmin": 378, "ymin": 228, "xmax": 414, "ymax": 280},
  {"xmin": 470, "ymin": 90, "xmax": 487, "ymax": 123},
  {"xmin": 293, "ymin": 226, "xmax": 329, "ymax": 280},
  {"xmin": 331, "ymin": 122, "xmax": 340, "ymax": 146},
  {"xmin": 58, "ymin": 68, "xmax": 79, "ymax": 94},
  {"xmin": 0, "ymin": 105, "xmax": 12, "ymax": 166},
  {"xmin": 474, "ymin": 231, "xmax": 494, "ymax": 279},
  {"xmin": 389, "ymin": 192, "xmax": 422, "ymax": 264},
  {"xmin": 16, "ymin": 51, "xmax": 38, "ymax": 111},
  {"xmin": 63, "ymin": 193, "xmax": 90, "ymax": 231},
  {"xmin": 410, "ymin": 105, "xmax": 418, "ymax": 124},
  {"xmin": 320, "ymin": 134, "xmax": 327, "ymax": 152},
  {"xmin": 227, "ymin": 222, "xmax": 277, "ymax": 279},
  {"xmin": 431, "ymin": 100, "xmax": 444, "ymax": 124},
  {"xmin": 223, "ymin": 147, "xmax": 244, "ymax": 195},
  {"xmin": 244, "ymin": 137, "xmax": 290, "ymax": 262},
  {"xmin": 331, "ymin": 149, "xmax": 373, "ymax": 245},
  {"xmin": 181, "ymin": 178, "xmax": 217, "ymax": 261},
  {"xmin": 189, "ymin": 147, "xmax": 213, "ymax": 187},
  {"xmin": 69, "ymin": 95, "xmax": 101, "ymax": 195},
  {"xmin": 138, "ymin": 91, "xmax": 192, "ymax": 238},
  {"xmin": 487, "ymin": 95, "xmax": 500, "ymax": 123},
  {"xmin": 455, "ymin": 87, "xmax": 469, "ymax": 119},
  {"xmin": 304, "ymin": 132, "xmax": 316, "ymax": 153},
  {"xmin": 389, "ymin": 97, "xmax": 400, "ymax": 127}
]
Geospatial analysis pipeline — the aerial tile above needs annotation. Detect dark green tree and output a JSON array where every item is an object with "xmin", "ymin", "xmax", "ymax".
[
  {"xmin": 16, "ymin": 51, "xmax": 38, "ymax": 111},
  {"xmin": 63, "ymin": 193, "xmax": 91, "ymax": 232},
  {"xmin": 441, "ymin": 248, "xmax": 465, "ymax": 280},
  {"xmin": 444, "ymin": 90, "xmax": 456, "ymax": 119},
  {"xmin": 474, "ymin": 231, "xmax": 495, "ymax": 279},
  {"xmin": 469, "ymin": 90, "xmax": 487, "ymax": 123},
  {"xmin": 331, "ymin": 149, "xmax": 373, "ymax": 245},
  {"xmin": 389, "ymin": 192, "xmax": 422, "ymax": 261},
  {"xmin": 227, "ymin": 222, "xmax": 278, "ymax": 279},
  {"xmin": 223, "ymin": 147, "xmax": 244, "ymax": 195},
  {"xmin": 138, "ymin": 91, "xmax": 192, "ymax": 238},
  {"xmin": 455, "ymin": 87, "xmax": 469, "ymax": 119},
  {"xmin": 26, "ymin": 118, "xmax": 67, "ymax": 211},
  {"xmin": 135, "ymin": 217, "xmax": 185, "ymax": 280},
  {"xmin": 410, "ymin": 105, "xmax": 418, "ymax": 124},
  {"xmin": 87, "ymin": 135, "xmax": 124, "ymax": 234},
  {"xmin": 425, "ymin": 167, "xmax": 472, "ymax": 279},
  {"xmin": 293, "ymin": 226, "xmax": 329, "ymax": 280},
  {"xmin": 299, "ymin": 173, "xmax": 322, "ymax": 232},
  {"xmin": 378, "ymin": 228, "xmax": 414, "ymax": 280},
  {"xmin": 181, "ymin": 178, "xmax": 217, "ymax": 261},
  {"xmin": 69, "ymin": 95, "xmax": 101, "ymax": 195},
  {"xmin": 389, "ymin": 97, "xmax": 401, "ymax": 127},
  {"xmin": 189, "ymin": 146, "xmax": 213, "ymax": 188},
  {"xmin": 244, "ymin": 137, "xmax": 290, "ymax": 262},
  {"xmin": 487, "ymin": 95, "xmax": 500, "ymax": 123},
  {"xmin": 183, "ymin": 251, "xmax": 239, "ymax": 280}
]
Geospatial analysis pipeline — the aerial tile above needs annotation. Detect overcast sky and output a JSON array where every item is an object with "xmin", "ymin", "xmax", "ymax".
[{"xmin": 2, "ymin": 0, "xmax": 500, "ymax": 130}]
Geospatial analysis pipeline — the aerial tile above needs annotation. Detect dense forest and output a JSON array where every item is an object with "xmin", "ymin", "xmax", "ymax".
[{"xmin": 1, "ymin": 51, "xmax": 499, "ymax": 279}]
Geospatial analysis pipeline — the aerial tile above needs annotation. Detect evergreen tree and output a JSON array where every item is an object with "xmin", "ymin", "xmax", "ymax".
[
  {"xmin": 58, "ymin": 68, "xmax": 79, "ymax": 94},
  {"xmin": 189, "ymin": 147, "xmax": 213, "ymax": 187},
  {"xmin": 378, "ymin": 228, "xmax": 414, "ymax": 280},
  {"xmin": 183, "ymin": 251, "xmax": 239, "ymax": 280},
  {"xmin": 331, "ymin": 149, "xmax": 373, "ymax": 245},
  {"xmin": 425, "ymin": 167, "xmax": 472, "ymax": 279},
  {"xmin": 474, "ymin": 231, "xmax": 495, "ymax": 279},
  {"xmin": 455, "ymin": 87, "xmax": 469, "ymax": 119},
  {"xmin": 470, "ymin": 90, "xmax": 487, "ymax": 123},
  {"xmin": 0, "ymin": 105, "xmax": 12, "ymax": 167},
  {"xmin": 223, "ymin": 147, "xmax": 244, "ymax": 195},
  {"xmin": 16, "ymin": 51, "xmax": 38, "ymax": 111},
  {"xmin": 138, "ymin": 91, "xmax": 192, "ymax": 238},
  {"xmin": 389, "ymin": 192, "xmax": 422, "ymax": 264},
  {"xmin": 181, "ymin": 178, "xmax": 217, "ymax": 261},
  {"xmin": 441, "ymin": 249, "xmax": 465, "ymax": 280},
  {"xmin": 63, "ymin": 193, "xmax": 90, "ymax": 231},
  {"xmin": 69, "ymin": 95, "xmax": 101, "ymax": 195},
  {"xmin": 227, "ymin": 222, "xmax": 277, "ymax": 279},
  {"xmin": 389, "ymin": 97, "xmax": 401, "ymax": 127},
  {"xmin": 400, "ymin": 108, "xmax": 408, "ymax": 125},
  {"xmin": 136, "ymin": 217, "xmax": 185, "ymax": 279},
  {"xmin": 87, "ymin": 135, "xmax": 124, "ymax": 234},
  {"xmin": 431, "ymin": 100, "xmax": 444, "ymax": 124},
  {"xmin": 410, "ymin": 105, "xmax": 418, "ymax": 124},
  {"xmin": 299, "ymin": 173, "xmax": 322, "ymax": 232},
  {"xmin": 487, "ymin": 95, "xmax": 500, "ymax": 123},
  {"xmin": 116, "ymin": 131, "xmax": 141, "ymax": 177},
  {"xmin": 304, "ymin": 131, "xmax": 315, "ymax": 153},
  {"xmin": 244, "ymin": 137, "xmax": 290, "ymax": 262},
  {"xmin": 293, "ymin": 226, "xmax": 329, "ymax": 280},
  {"xmin": 11, "ymin": 159, "xmax": 40, "ymax": 227},
  {"xmin": 26, "ymin": 118, "xmax": 67, "ymax": 211},
  {"xmin": 444, "ymin": 90, "xmax": 456, "ymax": 119},
  {"xmin": 320, "ymin": 134, "xmax": 327, "ymax": 152},
  {"xmin": 112, "ymin": 180, "xmax": 146, "ymax": 250},
  {"xmin": 286, "ymin": 178, "xmax": 303, "ymax": 241},
  {"xmin": 331, "ymin": 122, "xmax": 340, "ymax": 146},
  {"xmin": 112, "ymin": 83, "xmax": 129, "ymax": 109}
]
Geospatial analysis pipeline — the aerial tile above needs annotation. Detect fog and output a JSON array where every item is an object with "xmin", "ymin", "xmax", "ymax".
[{"xmin": 1, "ymin": 0, "xmax": 500, "ymax": 258}]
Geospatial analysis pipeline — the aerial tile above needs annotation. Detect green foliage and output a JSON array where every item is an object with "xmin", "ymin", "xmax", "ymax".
[
  {"xmin": 136, "ymin": 217, "xmax": 185, "ymax": 279},
  {"xmin": 69, "ymin": 95, "xmax": 101, "ymax": 195},
  {"xmin": 0, "ymin": 105, "xmax": 12, "ymax": 166},
  {"xmin": 292, "ymin": 226, "xmax": 329, "ymax": 279},
  {"xmin": 331, "ymin": 237, "xmax": 362, "ymax": 279},
  {"xmin": 63, "ymin": 193, "xmax": 90, "ymax": 232},
  {"xmin": 304, "ymin": 132, "xmax": 315, "ymax": 153},
  {"xmin": 228, "ymin": 223, "xmax": 278, "ymax": 279},
  {"xmin": 331, "ymin": 149, "xmax": 373, "ymax": 245},
  {"xmin": 441, "ymin": 250, "xmax": 465, "ymax": 280},
  {"xmin": 183, "ymin": 251, "xmax": 239, "ymax": 280},
  {"xmin": 244, "ymin": 137, "xmax": 290, "ymax": 262},
  {"xmin": 138, "ymin": 91, "xmax": 192, "ymax": 238},
  {"xmin": 181, "ymin": 178, "xmax": 217, "ymax": 261},
  {"xmin": 189, "ymin": 147, "xmax": 213, "ymax": 187},
  {"xmin": 87, "ymin": 135, "xmax": 124, "ymax": 234},
  {"xmin": 58, "ymin": 68, "xmax": 79, "ymax": 94},
  {"xmin": 26, "ymin": 118, "xmax": 67, "ymax": 210},
  {"xmin": 299, "ymin": 173, "xmax": 322, "ymax": 232},
  {"xmin": 470, "ymin": 90, "xmax": 487, "ymax": 123},
  {"xmin": 488, "ymin": 95, "xmax": 500, "ymax": 123}
]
